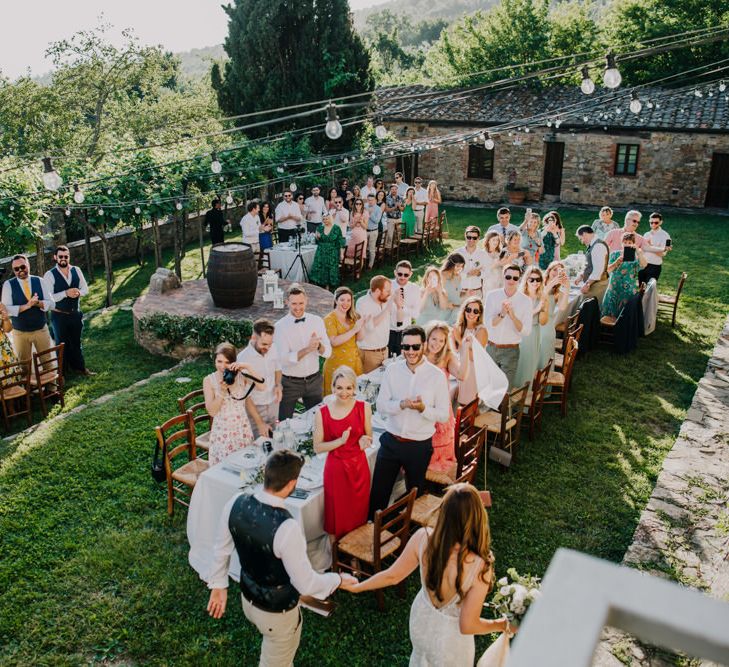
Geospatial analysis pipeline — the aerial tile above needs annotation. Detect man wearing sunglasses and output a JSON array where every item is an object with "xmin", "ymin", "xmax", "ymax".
[
  {"xmin": 274, "ymin": 191, "xmax": 303, "ymax": 243},
  {"xmin": 483, "ymin": 265, "xmax": 532, "ymax": 388},
  {"xmin": 370, "ymin": 325, "xmax": 450, "ymax": 518},
  {"xmin": 1, "ymin": 254, "xmax": 54, "ymax": 365},
  {"xmin": 388, "ymin": 261, "xmax": 421, "ymax": 357},
  {"xmin": 455, "ymin": 226, "xmax": 489, "ymax": 298}
]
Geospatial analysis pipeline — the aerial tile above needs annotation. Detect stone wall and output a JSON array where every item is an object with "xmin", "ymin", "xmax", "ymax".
[{"xmin": 384, "ymin": 121, "xmax": 729, "ymax": 209}]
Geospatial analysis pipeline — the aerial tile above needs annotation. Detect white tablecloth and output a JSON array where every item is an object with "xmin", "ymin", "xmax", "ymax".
[{"xmin": 266, "ymin": 244, "xmax": 316, "ymax": 282}]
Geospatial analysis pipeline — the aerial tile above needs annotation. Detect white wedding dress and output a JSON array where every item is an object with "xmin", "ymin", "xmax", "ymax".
[{"xmin": 409, "ymin": 538, "xmax": 484, "ymax": 666}]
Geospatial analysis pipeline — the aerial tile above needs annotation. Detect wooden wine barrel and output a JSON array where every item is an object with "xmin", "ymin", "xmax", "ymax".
[{"xmin": 206, "ymin": 242, "xmax": 258, "ymax": 308}]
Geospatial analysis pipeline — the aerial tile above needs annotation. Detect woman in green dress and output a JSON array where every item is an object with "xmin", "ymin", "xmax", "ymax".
[
  {"xmin": 514, "ymin": 266, "xmax": 549, "ymax": 388},
  {"xmin": 402, "ymin": 187, "xmax": 416, "ymax": 238},
  {"xmin": 309, "ymin": 213, "xmax": 344, "ymax": 290},
  {"xmin": 439, "ymin": 253, "xmax": 465, "ymax": 325},
  {"xmin": 0, "ymin": 303, "xmax": 18, "ymax": 386},
  {"xmin": 602, "ymin": 232, "xmax": 647, "ymax": 322}
]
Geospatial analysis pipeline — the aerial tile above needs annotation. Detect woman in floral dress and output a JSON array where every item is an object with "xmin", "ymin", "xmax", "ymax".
[
  {"xmin": 309, "ymin": 213, "xmax": 344, "ymax": 290},
  {"xmin": 0, "ymin": 303, "xmax": 18, "ymax": 386},
  {"xmin": 602, "ymin": 232, "xmax": 647, "ymax": 322},
  {"xmin": 323, "ymin": 287, "xmax": 364, "ymax": 396}
]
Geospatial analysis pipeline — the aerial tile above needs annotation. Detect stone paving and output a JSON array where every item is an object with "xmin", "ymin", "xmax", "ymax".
[{"xmin": 594, "ymin": 316, "xmax": 729, "ymax": 666}]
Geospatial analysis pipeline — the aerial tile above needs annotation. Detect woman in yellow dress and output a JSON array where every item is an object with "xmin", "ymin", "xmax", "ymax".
[{"xmin": 322, "ymin": 286, "xmax": 364, "ymax": 395}]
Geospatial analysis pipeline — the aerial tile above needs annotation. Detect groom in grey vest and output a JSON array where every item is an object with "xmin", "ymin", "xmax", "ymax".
[{"xmin": 575, "ymin": 226, "xmax": 610, "ymax": 307}]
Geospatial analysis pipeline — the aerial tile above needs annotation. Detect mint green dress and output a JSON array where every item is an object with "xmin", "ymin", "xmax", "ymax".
[
  {"xmin": 417, "ymin": 291, "xmax": 450, "ymax": 326},
  {"xmin": 515, "ymin": 297, "xmax": 542, "ymax": 388},
  {"xmin": 442, "ymin": 275, "xmax": 462, "ymax": 325},
  {"xmin": 539, "ymin": 293, "xmax": 558, "ymax": 369},
  {"xmin": 309, "ymin": 224, "xmax": 344, "ymax": 288}
]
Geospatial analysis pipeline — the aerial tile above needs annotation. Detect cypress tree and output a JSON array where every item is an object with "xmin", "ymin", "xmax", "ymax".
[{"xmin": 212, "ymin": 0, "xmax": 373, "ymax": 148}]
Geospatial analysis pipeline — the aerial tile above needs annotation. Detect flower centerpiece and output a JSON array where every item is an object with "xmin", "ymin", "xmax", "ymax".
[
  {"xmin": 562, "ymin": 253, "xmax": 586, "ymax": 281},
  {"xmin": 488, "ymin": 568, "xmax": 541, "ymax": 625}
]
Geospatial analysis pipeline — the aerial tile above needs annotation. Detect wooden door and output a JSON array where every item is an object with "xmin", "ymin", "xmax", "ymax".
[
  {"xmin": 542, "ymin": 142, "xmax": 565, "ymax": 197},
  {"xmin": 705, "ymin": 153, "xmax": 729, "ymax": 208}
]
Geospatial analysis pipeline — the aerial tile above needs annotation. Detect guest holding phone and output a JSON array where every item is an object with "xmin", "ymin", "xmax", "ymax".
[
  {"xmin": 451, "ymin": 297, "xmax": 488, "ymax": 407},
  {"xmin": 417, "ymin": 267, "xmax": 450, "ymax": 325},
  {"xmin": 602, "ymin": 232, "xmax": 647, "ymax": 322},
  {"xmin": 539, "ymin": 261, "xmax": 570, "ymax": 368}
]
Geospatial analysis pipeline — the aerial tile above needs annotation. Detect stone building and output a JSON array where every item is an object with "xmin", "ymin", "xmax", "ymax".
[{"xmin": 378, "ymin": 85, "xmax": 729, "ymax": 209}]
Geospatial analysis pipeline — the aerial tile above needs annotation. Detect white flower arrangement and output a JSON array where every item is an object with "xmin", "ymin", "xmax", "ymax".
[{"xmin": 488, "ymin": 568, "xmax": 541, "ymax": 624}]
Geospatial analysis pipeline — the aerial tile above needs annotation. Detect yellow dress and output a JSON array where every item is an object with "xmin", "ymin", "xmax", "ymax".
[
  {"xmin": 322, "ymin": 311, "xmax": 363, "ymax": 395},
  {"xmin": 0, "ymin": 329, "xmax": 18, "ymax": 386}
]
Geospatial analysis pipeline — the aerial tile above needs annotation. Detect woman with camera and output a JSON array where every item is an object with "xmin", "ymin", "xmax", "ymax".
[
  {"xmin": 203, "ymin": 342, "xmax": 263, "ymax": 465},
  {"xmin": 602, "ymin": 232, "xmax": 648, "ymax": 323}
]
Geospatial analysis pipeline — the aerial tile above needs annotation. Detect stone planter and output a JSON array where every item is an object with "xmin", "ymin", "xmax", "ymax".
[{"xmin": 507, "ymin": 189, "xmax": 527, "ymax": 205}]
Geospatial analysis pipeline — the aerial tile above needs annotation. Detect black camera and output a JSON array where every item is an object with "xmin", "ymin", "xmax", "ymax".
[{"xmin": 223, "ymin": 368, "xmax": 237, "ymax": 385}]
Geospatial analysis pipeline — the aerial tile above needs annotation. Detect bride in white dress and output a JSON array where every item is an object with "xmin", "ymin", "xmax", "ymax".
[{"xmin": 345, "ymin": 484, "xmax": 512, "ymax": 666}]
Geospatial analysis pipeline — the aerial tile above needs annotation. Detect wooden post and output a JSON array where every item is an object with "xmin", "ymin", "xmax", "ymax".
[
  {"xmin": 199, "ymin": 216, "xmax": 206, "ymax": 278},
  {"xmin": 82, "ymin": 210, "xmax": 95, "ymax": 283}
]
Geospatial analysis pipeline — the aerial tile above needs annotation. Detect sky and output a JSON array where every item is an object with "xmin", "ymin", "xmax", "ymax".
[{"xmin": 0, "ymin": 0, "xmax": 390, "ymax": 79}]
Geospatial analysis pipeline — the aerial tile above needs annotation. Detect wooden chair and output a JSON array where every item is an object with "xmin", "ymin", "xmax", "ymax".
[
  {"xmin": 435, "ymin": 210, "xmax": 447, "ymax": 244},
  {"xmin": 177, "ymin": 388, "xmax": 212, "ymax": 455},
  {"xmin": 0, "ymin": 360, "xmax": 32, "ymax": 431},
  {"xmin": 341, "ymin": 240, "xmax": 365, "ymax": 281},
  {"xmin": 257, "ymin": 250, "xmax": 282, "ymax": 278},
  {"xmin": 475, "ymin": 383, "xmax": 530, "ymax": 467},
  {"xmin": 555, "ymin": 310, "xmax": 580, "ymax": 356},
  {"xmin": 333, "ymin": 488, "xmax": 416, "ymax": 611},
  {"xmin": 155, "ymin": 413, "xmax": 209, "ymax": 515},
  {"xmin": 523, "ymin": 360, "xmax": 552, "ymax": 440},
  {"xmin": 544, "ymin": 336, "xmax": 579, "ymax": 417},
  {"xmin": 30, "ymin": 343, "xmax": 65, "ymax": 417},
  {"xmin": 397, "ymin": 221, "xmax": 419, "ymax": 260},
  {"xmin": 658, "ymin": 271, "xmax": 687, "ymax": 327},
  {"xmin": 554, "ymin": 324, "xmax": 584, "ymax": 372},
  {"xmin": 373, "ymin": 229, "xmax": 387, "ymax": 268}
]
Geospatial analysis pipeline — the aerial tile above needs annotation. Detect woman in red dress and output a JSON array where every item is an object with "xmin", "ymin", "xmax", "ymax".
[{"xmin": 313, "ymin": 365, "xmax": 373, "ymax": 541}]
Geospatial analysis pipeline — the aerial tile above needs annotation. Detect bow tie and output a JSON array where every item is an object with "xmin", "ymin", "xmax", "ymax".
[{"xmin": 294, "ymin": 317, "xmax": 306, "ymax": 324}]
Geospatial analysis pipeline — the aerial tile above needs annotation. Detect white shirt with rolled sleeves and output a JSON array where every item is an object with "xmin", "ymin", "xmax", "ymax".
[
  {"xmin": 413, "ymin": 186, "xmax": 429, "ymax": 211},
  {"xmin": 1, "ymin": 276, "xmax": 54, "ymax": 316},
  {"xmin": 396, "ymin": 181, "xmax": 410, "ymax": 199},
  {"xmin": 360, "ymin": 184, "xmax": 376, "ymax": 200},
  {"xmin": 239, "ymin": 212, "xmax": 261, "ymax": 245},
  {"xmin": 274, "ymin": 201, "xmax": 302, "ymax": 231},
  {"xmin": 389, "ymin": 280, "xmax": 421, "ymax": 331},
  {"xmin": 376, "ymin": 358, "xmax": 450, "ymax": 441},
  {"xmin": 455, "ymin": 245, "xmax": 490, "ymax": 291},
  {"xmin": 304, "ymin": 196, "xmax": 327, "ymax": 224},
  {"xmin": 643, "ymin": 228, "xmax": 671, "ymax": 266},
  {"xmin": 356, "ymin": 292, "xmax": 392, "ymax": 350},
  {"xmin": 236, "ymin": 342, "xmax": 281, "ymax": 406},
  {"xmin": 483, "ymin": 288, "xmax": 533, "ymax": 345},
  {"xmin": 43, "ymin": 265, "xmax": 89, "ymax": 305},
  {"xmin": 206, "ymin": 489, "xmax": 341, "ymax": 597},
  {"xmin": 274, "ymin": 312, "xmax": 331, "ymax": 377},
  {"xmin": 586, "ymin": 241, "xmax": 609, "ymax": 283}
]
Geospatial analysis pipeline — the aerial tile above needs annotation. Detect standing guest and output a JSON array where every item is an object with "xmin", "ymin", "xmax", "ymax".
[
  {"xmin": 258, "ymin": 202, "xmax": 274, "ymax": 250},
  {"xmin": 452, "ymin": 297, "xmax": 488, "ymax": 406},
  {"xmin": 456, "ymin": 226, "xmax": 489, "ymax": 298},
  {"xmin": 487, "ymin": 207, "xmax": 519, "ymax": 241},
  {"xmin": 328, "ymin": 196, "xmax": 350, "ymax": 239},
  {"xmin": 370, "ymin": 325, "xmax": 450, "ymax": 516},
  {"xmin": 237, "ymin": 319, "xmax": 282, "ymax": 439},
  {"xmin": 384, "ymin": 183, "xmax": 404, "ymax": 250},
  {"xmin": 539, "ymin": 212, "xmax": 564, "ymax": 270},
  {"xmin": 539, "ymin": 261, "xmax": 570, "ymax": 368},
  {"xmin": 309, "ymin": 213, "xmax": 344, "ymax": 291},
  {"xmin": 206, "ymin": 450, "xmax": 356, "ymax": 666},
  {"xmin": 374, "ymin": 178, "xmax": 385, "ymax": 194},
  {"xmin": 314, "ymin": 365, "xmax": 373, "ymax": 541},
  {"xmin": 514, "ymin": 267, "xmax": 549, "ymax": 389},
  {"xmin": 417, "ymin": 267, "xmax": 450, "ymax": 325},
  {"xmin": 592, "ymin": 206, "xmax": 619, "ymax": 240},
  {"xmin": 1, "ymin": 254, "xmax": 54, "ymax": 364},
  {"xmin": 360, "ymin": 176, "xmax": 376, "ymax": 200},
  {"xmin": 323, "ymin": 287, "xmax": 364, "ymax": 395},
  {"xmin": 345, "ymin": 199, "xmax": 368, "ymax": 271},
  {"xmin": 304, "ymin": 185, "xmax": 328, "ymax": 234},
  {"xmin": 413, "ymin": 177, "xmax": 429, "ymax": 234},
  {"xmin": 401, "ymin": 187, "xmax": 417, "ymax": 238},
  {"xmin": 348, "ymin": 196, "xmax": 366, "ymax": 231},
  {"xmin": 274, "ymin": 284, "xmax": 331, "ymax": 420},
  {"xmin": 605, "ymin": 210, "xmax": 653, "ymax": 253},
  {"xmin": 337, "ymin": 178, "xmax": 352, "ymax": 210},
  {"xmin": 389, "ymin": 260, "xmax": 421, "ymax": 357},
  {"xmin": 521, "ymin": 211, "xmax": 543, "ymax": 265},
  {"xmin": 602, "ymin": 232, "xmax": 647, "ymax": 322},
  {"xmin": 326, "ymin": 187, "xmax": 339, "ymax": 211},
  {"xmin": 425, "ymin": 180, "xmax": 442, "ymax": 226},
  {"xmin": 483, "ymin": 265, "xmax": 533, "ymax": 388},
  {"xmin": 346, "ymin": 484, "xmax": 511, "ymax": 666},
  {"xmin": 424, "ymin": 321, "xmax": 468, "ymax": 473},
  {"xmin": 274, "ymin": 190, "xmax": 302, "ymax": 243},
  {"xmin": 639, "ymin": 212, "xmax": 672, "ymax": 284},
  {"xmin": 240, "ymin": 201, "xmax": 262, "ymax": 253},
  {"xmin": 364, "ymin": 193, "xmax": 384, "ymax": 270},
  {"xmin": 575, "ymin": 225, "xmax": 610, "ymax": 303},
  {"xmin": 351, "ymin": 184, "xmax": 361, "ymax": 202},
  {"xmin": 44, "ymin": 245, "xmax": 94, "ymax": 376},
  {"xmin": 499, "ymin": 230, "xmax": 531, "ymax": 271},
  {"xmin": 296, "ymin": 193, "xmax": 307, "ymax": 231},
  {"xmin": 394, "ymin": 171, "xmax": 410, "ymax": 199},
  {"xmin": 205, "ymin": 198, "xmax": 227, "ymax": 245},
  {"xmin": 355, "ymin": 275, "xmax": 392, "ymax": 372},
  {"xmin": 0, "ymin": 303, "xmax": 18, "ymax": 385},
  {"xmin": 203, "ymin": 342, "xmax": 257, "ymax": 465},
  {"xmin": 440, "ymin": 253, "xmax": 466, "ymax": 325},
  {"xmin": 482, "ymin": 232, "xmax": 505, "ymax": 292}
]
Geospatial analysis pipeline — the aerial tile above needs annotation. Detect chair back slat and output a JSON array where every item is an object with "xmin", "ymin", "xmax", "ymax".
[
  {"xmin": 177, "ymin": 389, "xmax": 205, "ymax": 414},
  {"xmin": 562, "ymin": 336, "xmax": 580, "ymax": 391},
  {"xmin": 373, "ymin": 488, "xmax": 416, "ymax": 565},
  {"xmin": 157, "ymin": 412, "xmax": 196, "ymax": 462},
  {"xmin": 454, "ymin": 398, "xmax": 479, "ymax": 441},
  {"xmin": 455, "ymin": 428, "xmax": 485, "ymax": 485}
]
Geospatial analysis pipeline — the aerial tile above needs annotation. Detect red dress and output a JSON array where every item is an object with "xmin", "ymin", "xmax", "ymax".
[{"xmin": 321, "ymin": 400, "xmax": 370, "ymax": 538}]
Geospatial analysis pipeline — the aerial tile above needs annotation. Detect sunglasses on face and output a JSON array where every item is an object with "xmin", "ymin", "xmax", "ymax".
[
  {"xmin": 12, "ymin": 266, "xmax": 27, "ymax": 272},
  {"xmin": 650, "ymin": 220, "xmax": 660, "ymax": 224},
  {"xmin": 465, "ymin": 307, "xmax": 481, "ymax": 315},
  {"xmin": 57, "ymin": 256, "xmax": 70, "ymax": 260},
  {"xmin": 401, "ymin": 343, "xmax": 422, "ymax": 351},
  {"xmin": 528, "ymin": 277, "xmax": 542, "ymax": 283},
  {"xmin": 504, "ymin": 274, "xmax": 520, "ymax": 282},
  {"xmin": 466, "ymin": 235, "xmax": 479, "ymax": 240},
  {"xmin": 396, "ymin": 272, "xmax": 411, "ymax": 278}
]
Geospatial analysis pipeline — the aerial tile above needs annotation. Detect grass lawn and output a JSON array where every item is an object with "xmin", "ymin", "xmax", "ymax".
[{"xmin": 0, "ymin": 205, "xmax": 727, "ymax": 665}]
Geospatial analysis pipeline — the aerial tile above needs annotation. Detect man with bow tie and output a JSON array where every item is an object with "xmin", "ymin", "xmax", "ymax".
[{"xmin": 273, "ymin": 283, "xmax": 332, "ymax": 421}]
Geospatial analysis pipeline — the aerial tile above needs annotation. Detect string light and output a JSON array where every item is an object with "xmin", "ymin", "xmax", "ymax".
[
  {"xmin": 97, "ymin": 207, "xmax": 104, "ymax": 216},
  {"xmin": 720, "ymin": 80, "xmax": 727, "ymax": 92},
  {"xmin": 629, "ymin": 91, "xmax": 643, "ymax": 114},
  {"xmin": 372, "ymin": 165, "xmax": 381, "ymax": 175},
  {"xmin": 289, "ymin": 183, "xmax": 297, "ymax": 193},
  {"xmin": 73, "ymin": 184, "xmax": 85, "ymax": 204},
  {"xmin": 694, "ymin": 89, "xmax": 703, "ymax": 97},
  {"xmin": 65, "ymin": 208, "xmax": 71, "ymax": 217},
  {"xmin": 603, "ymin": 53, "xmax": 622, "ymax": 89},
  {"xmin": 484, "ymin": 134, "xmax": 495, "ymax": 150},
  {"xmin": 41, "ymin": 157, "xmax": 63, "ymax": 191},
  {"xmin": 175, "ymin": 201, "xmax": 183, "ymax": 210},
  {"xmin": 324, "ymin": 102, "xmax": 343, "ymax": 140},
  {"xmin": 580, "ymin": 65, "xmax": 595, "ymax": 95},
  {"xmin": 225, "ymin": 191, "xmax": 234, "ymax": 204},
  {"xmin": 135, "ymin": 205, "xmax": 142, "ymax": 215},
  {"xmin": 375, "ymin": 123, "xmax": 388, "ymax": 140},
  {"xmin": 210, "ymin": 153, "xmax": 222, "ymax": 174}
]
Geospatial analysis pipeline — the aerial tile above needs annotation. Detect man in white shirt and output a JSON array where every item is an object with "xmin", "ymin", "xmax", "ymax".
[
  {"xmin": 304, "ymin": 186, "xmax": 328, "ymax": 234},
  {"xmin": 237, "ymin": 318, "xmax": 282, "ymax": 438},
  {"xmin": 43, "ymin": 245, "xmax": 93, "ymax": 376},
  {"xmin": 355, "ymin": 275, "xmax": 392, "ymax": 373},
  {"xmin": 487, "ymin": 207, "xmax": 520, "ymax": 241},
  {"xmin": 575, "ymin": 225, "xmax": 610, "ymax": 304},
  {"xmin": 394, "ymin": 171, "xmax": 410, "ymax": 199},
  {"xmin": 483, "ymin": 265, "xmax": 533, "ymax": 388},
  {"xmin": 639, "ymin": 211, "xmax": 672, "ymax": 284},
  {"xmin": 364, "ymin": 193, "xmax": 383, "ymax": 269},
  {"xmin": 274, "ymin": 191, "xmax": 302, "ymax": 243},
  {"xmin": 455, "ymin": 226, "xmax": 490, "ymax": 298},
  {"xmin": 370, "ymin": 326, "xmax": 450, "ymax": 516},
  {"xmin": 240, "ymin": 201, "xmax": 261, "ymax": 253},
  {"xmin": 412, "ymin": 177, "xmax": 429, "ymax": 234},
  {"xmin": 360, "ymin": 176, "xmax": 376, "ymax": 200},
  {"xmin": 274, "ymin": 284, "xmax": 331, "ymax": 420},
  {"xmin": 207, "ymin": 450, "xmax": 356, "ymax": 666},
  {"xmin": 388, "ymin": 260, "xmax": 421, "ymax": 356}
]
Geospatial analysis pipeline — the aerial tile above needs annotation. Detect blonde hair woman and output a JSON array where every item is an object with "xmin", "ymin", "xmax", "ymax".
[
  {"xmin": 323, "ymin": 287, "xmax": 364, "ymax": 395},
  {"xmin": 514, "ymin": 267, "xmax": 549, "ymax": 388},
  {"xmin": 417, "ymin": 267, "xmax": 450, "ymax": 325},
  {"xmin": 482, "ymin": 231, "xmax": 504, "ymax": 292},
  {"xmin": 452, "ymin": 296, "xmax": 488, "ymax": 406},
  {"xmin": 539, "ymin": 261, "xmax": 570, "ymax": 368},
  {"xmin": 425, "ymin": 180, "xmax": 442, "ymax": 225}
]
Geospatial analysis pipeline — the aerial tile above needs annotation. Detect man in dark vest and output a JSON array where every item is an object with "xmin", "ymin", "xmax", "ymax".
[
  {"xmin": 1, "ymin": 254, "xmax": 54, "ymax": 364},
  {"xmin": 44, "ymin": 245, "xmax": 94, "ymax": 376},
  {"xmin": 207, "ymin": 450, "xmax": 356, "ymax": 666},
  {"xmin": 575, "ymin": 225, "xmax": 610, "ymax": 306}
]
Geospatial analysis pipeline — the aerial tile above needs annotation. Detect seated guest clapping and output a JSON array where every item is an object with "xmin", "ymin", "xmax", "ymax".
[
  {"xmin": 313, "ymin": 365, "xmax": 373, "ymax": 542},
  {"xmin": 370, "ymin": 326, "xmax": 450, "ymax": 517}
]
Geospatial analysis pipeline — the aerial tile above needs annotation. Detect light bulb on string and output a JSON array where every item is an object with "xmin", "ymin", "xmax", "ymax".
[
  {"xmin": 629, "ymin": 91, "xmax": 642, "ymax": 114},
  {"xmin": 226, "ymin": 192, "xmax": 234, "ymax": 205},
  {"xmin": 372, "ymin": 164, "xmax": 381, "ymax": 175},
  {"xmin": 324, "ymin": 102, "xmax": 343, "ymax": 140},
  {"xmin": 546, "ymin": 119, "xmax": 553, "ymax": 128},
  {"xmin": 289, "ymin": 183, "xmax": 297, "ymax": 193},
  {"xmin": 555, "ymin": 119, "xmax": 562, "ymax": 128},
  {"xmin": 219, "ymin": 176, "xmax": 225, "ymax": 182},
  {"xmin": 98, "ymin": 207, "xmax": 104, "ymax": 216},
  {"xmin": 9, "ymin": 205, "xmax": 14, "ymax": 211},
  {"xmin": 73, "ymin": 184, "xmax": 85, "ymax": 204},
  {"xmin": 210, "ymin": 153, "xmax": 223, "ymax": 174},
  {"xmin": 603, "ymin": 53, "xmax": 622, "ymax": 89},
  {"xmin": 107, "ymin": 188, "xmax": 112, "ymax": 195},
  {"xmin": 694, "ymin": 89, "xmax": 703, "ymax": 98},
  {"xmin": 135, "ymin": 205, "xmax": 142, "ymax": 215},
  {"xmin": 720, "ymin": 80, "xmax": 727, "ymax": 93},
  {"xmin": 343, "ymin": 157, "xmax": 349, "ymax": 164},
  {"xmin": 583, "ymin": 115, "xmax": 589, "ymax": 122},
  {"xmin": 41, "ymin": 157, "xmax": 63, "ymax": 191},
  {"xmin": 580, "ymin": 65, "xmax": 595, "ymax": 95},
  {"xmin": 646, "ymin": 100, "xmax": 654, "ymax": 109},
  {"xmin": 375, "ymin": 123, "xmax": 388, "ymax": 140},
  {"xmin": 65, "ymin": 208, "xmax": 71, "ymax": 217},
  {"xmin": 484, "ymin": 134, "xmax": 495, "ymax": 151},
  {"xmin": 176, "ymin": 201, "xmax": 183, "ymax": 211}
]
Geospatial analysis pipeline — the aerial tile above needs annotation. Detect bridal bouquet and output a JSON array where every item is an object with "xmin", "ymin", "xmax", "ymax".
[{"xmin": 488, "ymin": 568, "xmax": 542, "ymax": 624}]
